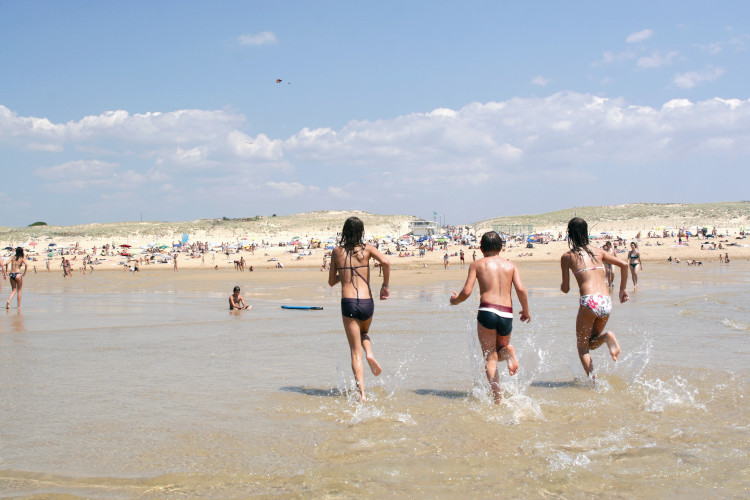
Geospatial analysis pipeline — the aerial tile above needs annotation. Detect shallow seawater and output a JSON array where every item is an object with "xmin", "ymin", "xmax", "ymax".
[{"xmin": 1, "ymin": 262, "xmax": 748, "ymax": 497}]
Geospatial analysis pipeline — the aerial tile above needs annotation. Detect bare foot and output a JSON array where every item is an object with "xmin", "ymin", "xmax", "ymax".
[
  {"xmin": 604, "ymin": 331, "xmax": 621, "ymax": 361},
  {"xmin": 366, "ymin": 355, "xmax": 382, "ymax": 376},
  {"xmin": 505, "ymin": 345, "xmax": 519, "ymax": 376}
]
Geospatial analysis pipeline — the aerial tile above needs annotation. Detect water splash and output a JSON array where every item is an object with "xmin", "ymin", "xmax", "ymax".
[
  {"xmin": 721, "ymin": 318, "xmax": 749, "ymax": 332},
  {"xmin": 637, "ymin": 376, "xmax": 705, "ymax": 413}
]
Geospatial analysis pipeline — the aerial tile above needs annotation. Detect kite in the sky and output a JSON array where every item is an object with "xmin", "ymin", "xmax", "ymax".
[{"xmin": 276, "ymin": 78, "xmax": 291, "ymax": 85}]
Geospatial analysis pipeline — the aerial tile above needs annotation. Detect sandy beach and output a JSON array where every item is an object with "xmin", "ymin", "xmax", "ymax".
[{"xmin": 1, "ymin": 203, "xmax": 748, "ymax": 272}]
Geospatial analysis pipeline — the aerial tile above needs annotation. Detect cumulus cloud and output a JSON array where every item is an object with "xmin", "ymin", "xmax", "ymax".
[
  {"xmin": 5, "ymin": 93, "xmax": 750, "ymax": 222},
  {"xmin": 626, "ymin": 29, "xmax": 653, "ymax": 43},
  {"xmin": 34, "ymin": 160, "xmax": 145, "ymax": 191},
  {"xmin": 531, "ymin": 76, "xmax": 551, "ymax": 86},
  {"xmin": 672, "ymin": 66, "xmax": 725, "ymax": 88},
  {"xmin": 636, "ymin": 50, "xmax": 679, "ymax": 69},
  {"xmin": 592, "ymin": 50, "xmax": 635, "ymax": 66},
  {"xmin": 237, "ymin": 31, "xmax": 277, "ymax": 46}
]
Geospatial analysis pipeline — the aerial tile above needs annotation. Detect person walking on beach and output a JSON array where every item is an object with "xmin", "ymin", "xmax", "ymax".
[
  {"xmin": 449, "ymin": 231, "xmax": 531, "ymax": 404},
  {"xmin": 328, "ymin": 216, "xmax": 390, "ymax": 402},
  {"xmin": 602, "ymin": 241, "xmax": 615, "ymax": 287},
  {"xmin": 628, "ymin": 242, "xmax": 642, "ymax": 288},
  {"xmin": 560, "ymin": 218, "xmax": 629, "ymax": 380},
  {"xmin": 6, "ymin": 247, "xmax": 27, "ymax": 309}
]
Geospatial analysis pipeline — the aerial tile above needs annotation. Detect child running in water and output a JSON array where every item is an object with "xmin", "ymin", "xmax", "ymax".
[
  {"xmin": 328, "ymin": 217, "xmax": 390, "ymax": 402},
  {"xmin": 560, "ymin": 218, "xmax": 629, "ymax": 380},
  {"xmin": 450, "ymin": 231, "xmax": 531, "ymax": 404}
]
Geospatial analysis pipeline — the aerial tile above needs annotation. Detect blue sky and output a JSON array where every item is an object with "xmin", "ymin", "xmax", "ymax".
[{"xmin": 1, "ymin": 1, "xmax": 749, "ymax": 226}]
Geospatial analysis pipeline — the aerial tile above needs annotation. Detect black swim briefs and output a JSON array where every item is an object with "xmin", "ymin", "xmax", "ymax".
[{"xmin": 341, "ymin": 297, "xmax": 374, "ymax": 322}]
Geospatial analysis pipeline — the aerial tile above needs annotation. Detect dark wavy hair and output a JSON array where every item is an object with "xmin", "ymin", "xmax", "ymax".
[
  {"xmin": 15, "ymin": 247, "xmax": 24, "ymax": 260},
  {"xmin": 480, "ymin": 231, "xmax": 503, "ymax": 252},
  {"xmin": 339, "ymin": 217, "xmax": 365, "ymax": 254},
  {"xmin": 567, "ymin": 217, "xmax": 594, "ymax": 259}
]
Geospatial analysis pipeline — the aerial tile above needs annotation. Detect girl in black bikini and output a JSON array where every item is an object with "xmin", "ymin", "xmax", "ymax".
[
  {"xmin": 328, "ymin": 217, "xmax": 390, "ymax": 402},
  {"xmin": 628, "ymin": 242, "xmax": 642, "ymax": 288},
  {"xmin": 6, "ymin": 247, "xmax": 28, "ymax": 309}
]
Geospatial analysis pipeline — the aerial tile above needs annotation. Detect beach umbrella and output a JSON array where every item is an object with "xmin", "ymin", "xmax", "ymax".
[
  {"xmin": 29, "ymin": 242, "xmax": 38, "ymax": 246},
  {"xmin": 4, "ymin": 246, "xmax": 12, "ymax": 251},
  {"xmin": 48, "ymin": 243, "xmax": 57, "ymax": 247},
  {"xmin": 120, "ymin": 244, "xmax": 131, "ymax": 248}
]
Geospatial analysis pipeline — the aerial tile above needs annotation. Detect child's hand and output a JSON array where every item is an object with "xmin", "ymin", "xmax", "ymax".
[{"xmin": 449, "ymin": 292, "xmax": 460, "ymax": 305}]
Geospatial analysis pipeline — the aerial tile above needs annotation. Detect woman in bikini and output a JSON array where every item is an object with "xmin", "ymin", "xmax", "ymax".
[
  {"xmin": 560, "ymin": 218, "xmax": 629, "ymax": 379},
  {"xmin": 328, "ymin": 217, "xmax": 390, "ymax": 402},
  {"xmin": 6, "ymin": 247, "xmax": 28, "ymax": 309},
  {"xmin": 628, "ymin": 242, "xmax": 642, "ymax": 288}
]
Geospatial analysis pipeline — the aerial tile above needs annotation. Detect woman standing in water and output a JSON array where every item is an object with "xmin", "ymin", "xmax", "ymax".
[
  {"xmin": 6, "ymin": 247, "xmax": 28, "ymax": 309},
  {"xmin": 560, "ymin": 218, "xmax": 629, "ymax": 380},
  {"xmin": 328, "ymin": 217, "xmax": 390, "ymax": 402},
  {"xmin": 628, "ymin": 241, "xmax": 642, "ymax": 288}
]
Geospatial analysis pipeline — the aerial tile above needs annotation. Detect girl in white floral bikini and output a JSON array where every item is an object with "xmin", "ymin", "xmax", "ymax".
[{"xmin": 560, "ymin": 218, "xmax": 629, "ymax": 380}]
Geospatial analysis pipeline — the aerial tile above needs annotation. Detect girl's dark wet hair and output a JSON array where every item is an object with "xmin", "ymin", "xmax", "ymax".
[
  {"xmin": 567, "ymin": 217, "xmax": 594, "ymax": 259},
  {"xmin": 15, "ymin": 247, "xmax": 24, "ymax": 259},
  {"xmin": 480, "ymin": 231, "xmax": 503, "ymax": 252},
  {"xmin": 340, "ymin": 217, "xmax": 365, "ymax": 254}
]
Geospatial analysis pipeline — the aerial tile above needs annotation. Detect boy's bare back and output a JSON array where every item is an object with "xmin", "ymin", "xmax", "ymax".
[{"xmin": 473, "ymin": 256, "xmax": 518, "ymax": 307}]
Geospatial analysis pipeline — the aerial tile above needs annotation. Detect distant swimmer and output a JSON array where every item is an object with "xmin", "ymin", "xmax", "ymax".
[
  {"xmin": 229, "ymin": 286, "xmax": 251, "ymax": 310},
  {"xmin": 561, "ymin": 218, "xmax": 629, "ymax": 381},
  {"xmin": 328, "ymin": 216, "xmax": 390, "ymax": 402},
  {"xmin": 450, "ymin": 231, "xmax": 531, "ymax": 404},
  {"xmin": 6, "ymin": 247, "xmax": 28, "ymax": 309},
  {"xmin": 628, "ymin": 242, "xmax": 642, "ymax": 289}
]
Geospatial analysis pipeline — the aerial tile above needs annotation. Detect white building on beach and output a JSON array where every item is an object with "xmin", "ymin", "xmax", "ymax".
[{"xmin": 409, "ymin": 219, "xmax": 440, "ymax": 237}]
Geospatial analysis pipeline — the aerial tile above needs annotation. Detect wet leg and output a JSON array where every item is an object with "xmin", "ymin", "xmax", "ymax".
[
  {"xmin": 496, "ymin": 334, "xmax": 518, "ymax": 376},
  {"xmin": 576, "ymin": 306, "xmax": 598, "ymax": 378},
  {"xmin": 359, "ymin": 317, "xmax": 381, "ymax": 376},
  {"xmin": 7, "ymin": 279, "xmax": 17, "ymax": 309},
  {"xmin": 343, "ymin": 317, "xmax": 367, "ymax": 401},
  {"xmin": 590, "ymin": 315, "xmax": 619, "ymax": 361},
  {"xmin": 477, "ymin": 322, "xmax": 502, "ymax": 403}
]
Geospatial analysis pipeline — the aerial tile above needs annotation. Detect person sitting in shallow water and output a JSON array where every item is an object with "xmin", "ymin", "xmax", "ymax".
[{"xmin": 229, "ymin": 286, "xmax": 251, "ymax": 310}]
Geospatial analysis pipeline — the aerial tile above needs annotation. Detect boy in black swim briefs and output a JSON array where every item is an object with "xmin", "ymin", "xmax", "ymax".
[{"xmin": 450, "ymin": 232, "xmax": 531, "ymax": 404}]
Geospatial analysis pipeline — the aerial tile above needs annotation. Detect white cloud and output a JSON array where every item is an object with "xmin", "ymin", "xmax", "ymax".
[
  {"xmin": 672, "ymin": 66, "xmax": 725, "ymax": 88},
  {"xmin": 265, "ymin": 181, "xmax": 319, "ymax": 197},
  {"xmin": 5, "ymin": 93, "xmax": 750, "ymax": 222},
  {"xmin": 237, "ymin": 31, "xmax": 277, "ymax": 46},
  {"xmin": 592, "ymin": 50, "xmax": 635, "ymax": 66},
  {"xmin": 636, "ymin": 50, "xmax": 679, "ymax": 69},
  {"xmin": 35, "ymin": 160, "xmax": 119, "ymax": 179},
  {"xmin": 531, "ymin": 76, "xmax": 550, "ymax": 87},
  {"xmin": 626, "ymin": 29, "xmax": 653, "ymax": 43}
]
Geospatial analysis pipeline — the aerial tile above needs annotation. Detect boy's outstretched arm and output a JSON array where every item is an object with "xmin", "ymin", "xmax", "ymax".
[
  {"xmin": 450, "ymin": 263, "xmax": 477, "ymax": 305},
  {"xmin": 512, "ymin": 265, "xmax": 531, "ymax": 322}
]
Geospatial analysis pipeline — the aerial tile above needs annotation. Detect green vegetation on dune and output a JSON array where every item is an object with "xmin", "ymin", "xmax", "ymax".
[
  {"xmin": 476, "ymin": 202, "xmax": 750, "ymax": 229},
  {"xmin": 1, "ymin": 203, "xmax": 748, "ymax": 243}
]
